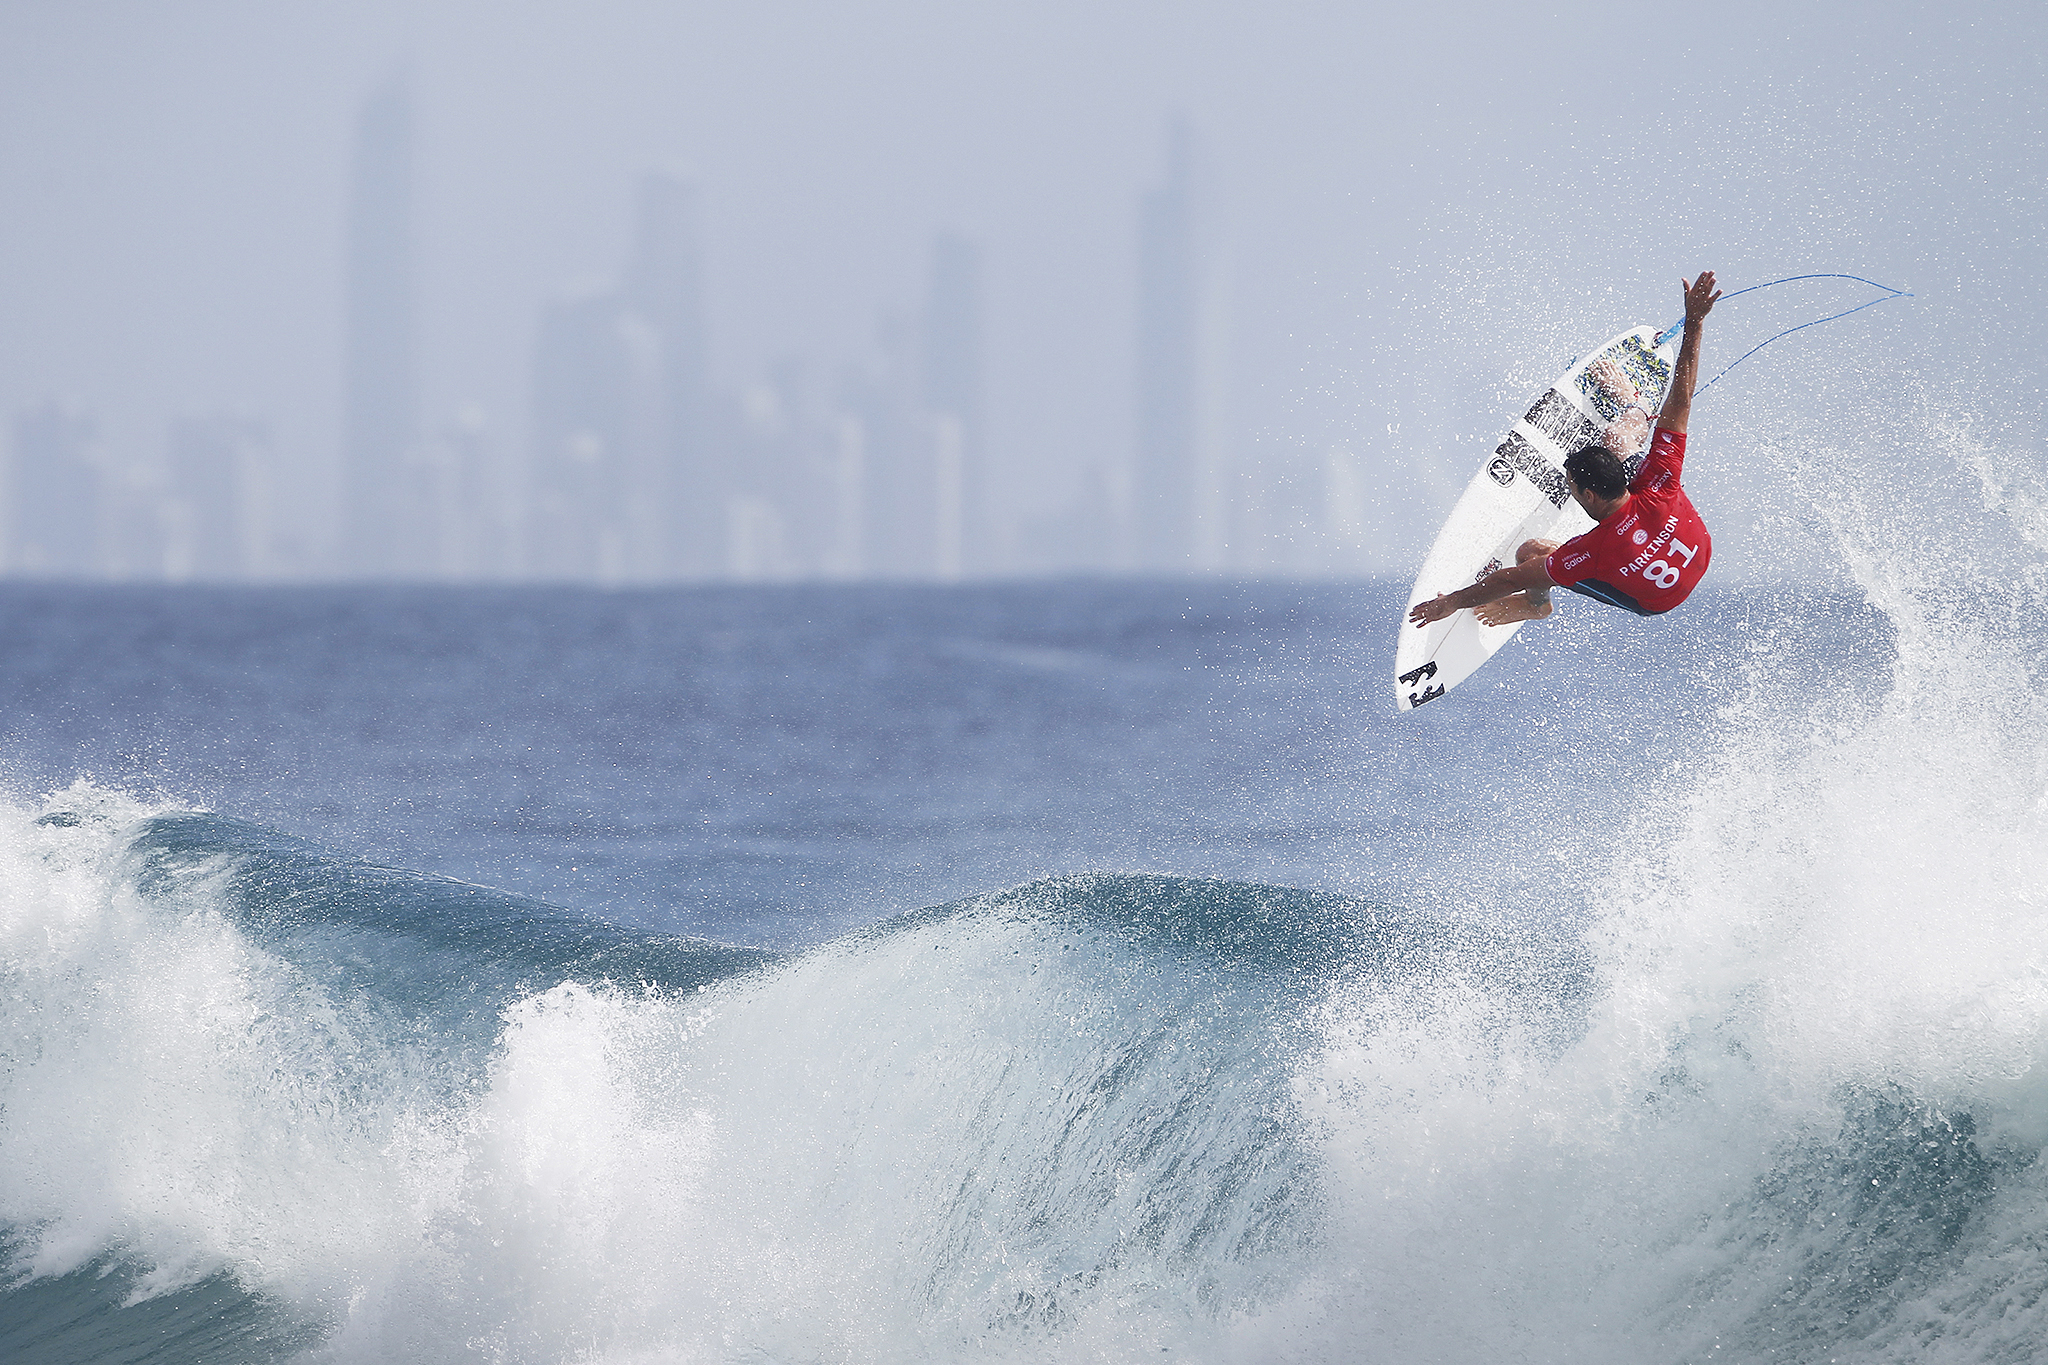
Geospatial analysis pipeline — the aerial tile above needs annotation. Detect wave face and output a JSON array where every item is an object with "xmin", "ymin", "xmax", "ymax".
[
  {"xmin": 0, "ymin": 797, "xmax": 778, "ymax": 1363},
  {"xmin": 6, "ymin": 799, "xmax": 1533, "ymax": 1362}
]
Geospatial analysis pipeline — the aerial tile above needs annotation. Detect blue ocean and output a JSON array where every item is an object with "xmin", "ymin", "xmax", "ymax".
[{"xmin": 5, "ymin": 543, "xmax": 2047, "ymax": 1361}]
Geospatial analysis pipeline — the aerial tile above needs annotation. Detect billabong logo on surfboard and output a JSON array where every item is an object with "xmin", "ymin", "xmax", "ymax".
[{"xmin": 1397, "ymin": 660, "xmax": 1445, "ymax": 708}]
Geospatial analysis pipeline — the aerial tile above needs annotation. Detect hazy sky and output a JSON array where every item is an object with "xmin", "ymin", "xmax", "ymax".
[{"xmin": 2, "ymin": 0, "xmax": 2040, "ymax": 576}]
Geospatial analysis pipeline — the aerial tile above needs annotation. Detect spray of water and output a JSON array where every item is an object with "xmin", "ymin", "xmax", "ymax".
[{"xmin": 1301, "ymin": 414, "xmax": 2048, "ymax": 1363}]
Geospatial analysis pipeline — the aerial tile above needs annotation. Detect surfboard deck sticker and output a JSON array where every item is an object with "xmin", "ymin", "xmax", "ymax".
[{"xmin": 1395, "ymin": 326, "xmax": 1678, "ymax": 712}]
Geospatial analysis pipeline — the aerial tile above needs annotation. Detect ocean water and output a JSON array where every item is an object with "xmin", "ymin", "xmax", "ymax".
[{"xmin": 4, "ymin": 480, "xmax": 2047, "ymax": 1361}]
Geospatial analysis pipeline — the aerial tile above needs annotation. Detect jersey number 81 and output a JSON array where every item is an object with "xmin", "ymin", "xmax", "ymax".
[{"xmin": 1644, "ymin": 536, "xmax": 1701, "ymax": 590}]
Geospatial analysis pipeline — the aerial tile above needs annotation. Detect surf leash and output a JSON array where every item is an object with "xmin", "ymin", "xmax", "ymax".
[{"xmin": 1652, "ymin": 273, "xmax": 1913, "ymax": 397}]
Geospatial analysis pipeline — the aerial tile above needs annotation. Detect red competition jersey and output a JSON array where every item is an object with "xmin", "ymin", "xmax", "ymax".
[{"xmin": 1544, "ymin": 429, "xmax": 1711, "ymax": 616}]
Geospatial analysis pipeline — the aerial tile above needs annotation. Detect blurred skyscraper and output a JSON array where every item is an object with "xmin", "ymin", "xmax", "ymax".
[
  {"xmin": 6, "ymin": 402, "xmax": 101, "ymax": 576},
  {"xmin": 527, "ymin": 174, "xmax": 710, "ymax": 581},
  {"xmin": 420, "ymin": 406, "xmax": 516, "ymax": 579},
  {"xmin": 921, "ymin": 232, "xmax": 982, "ymax": 576},
  {"xmin": 832, "ymin": 234, "xmax": 983, "ymax": 584},
  {"xmin": 624, "ymin": 173, "xmax": 712, "ymax": 576},
  {"xmin": 1131, "ymin": 119, "xmax": 1228, "ymax": 574},
  {"xmin": 341, "ymin": 75, "xmax": 421, "ymax": 576},
  {"xmin": 716, "ymin": 364, "xmax": 810, "ymax": 581},
  {"xmin": 820, "ymin": 413, "xmax": 865, "ymax": 580},
  {"xmin": 164, "ymin": 414, "xmax": 273, "ymax": 580},
  {"xmin": 528, "ymin": 290, "xmax": 658, "ymax": 582},
  {"xmin": 844, "ymin": 311, "xmax": 934, "ymax": 580}
]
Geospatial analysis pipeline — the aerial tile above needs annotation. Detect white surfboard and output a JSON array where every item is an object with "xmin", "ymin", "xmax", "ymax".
[{"xmin": 1394, "ymin": 326, "xmax": 1679, "ymax": 711}]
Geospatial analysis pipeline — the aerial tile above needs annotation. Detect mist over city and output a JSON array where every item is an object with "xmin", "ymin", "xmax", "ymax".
[
  {"xmin": 15, "ymin": 83, "xmax": 1237, "ymax": 583},
  {"xmin": 5, "ymin": 2, "xmax": 2034, "ymax": 585}
]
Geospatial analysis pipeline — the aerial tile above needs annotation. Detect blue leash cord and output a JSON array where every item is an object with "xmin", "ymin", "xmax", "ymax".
[{"xmin": 1651, "ymin": 273, "xmax": 1913, "ymax": 396}]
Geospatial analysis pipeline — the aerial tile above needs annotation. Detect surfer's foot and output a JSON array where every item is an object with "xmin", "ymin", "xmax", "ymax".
[{"xmin": 1474, "ymin": 591, "xmax": 1554, "ymax": 627}]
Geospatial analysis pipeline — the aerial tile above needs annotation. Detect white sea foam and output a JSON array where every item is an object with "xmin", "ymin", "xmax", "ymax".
[
  {"xmin": 4, "ymin": 829, "xmax": 1320, "ymax": 1362},
  {"xmin": 0, "ymin": 785, "xmax": 465, "ymax": 1323}
]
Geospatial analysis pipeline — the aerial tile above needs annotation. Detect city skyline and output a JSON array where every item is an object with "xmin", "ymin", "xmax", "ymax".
[
  {"xmin": 0, "ymin": 2, "xmax": 2024, "ymax": 591},
  {"xmin": 5, "ymin": 86, "xmax": 1341, "ymax": 584}
]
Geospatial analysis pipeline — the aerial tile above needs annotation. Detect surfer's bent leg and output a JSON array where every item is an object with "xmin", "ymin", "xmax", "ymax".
[{"xmin": 1475, "ymin": 540, "xmax": 1560, "ymax": 627}]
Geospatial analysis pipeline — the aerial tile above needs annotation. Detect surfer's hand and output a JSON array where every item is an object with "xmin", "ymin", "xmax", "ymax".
[
  {"xmin": 1682, "ymin": 271, "xmax": 1721, "ymax": 323},
  {"xmin": 1408, "ymin": 595, "xmax": 1457, "ymax": 627}
]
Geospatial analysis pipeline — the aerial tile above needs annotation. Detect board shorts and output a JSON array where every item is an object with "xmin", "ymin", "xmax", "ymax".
[{"xmin": 1544, "ymin": 429, "xmax": 1711, "ymax": 616}]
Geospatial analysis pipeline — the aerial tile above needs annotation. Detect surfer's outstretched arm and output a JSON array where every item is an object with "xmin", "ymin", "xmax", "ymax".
[
  {"xmin": 1407, "ymin": 556, "xmax": 1554, "ymax": 627},
  {"xmin": 1656, "ymin": 271, "xmax": 1721, "ymax": 436}
]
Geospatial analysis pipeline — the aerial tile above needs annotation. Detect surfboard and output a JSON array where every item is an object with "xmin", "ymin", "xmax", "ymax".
[{"xmin": 1394, "ymin": 325, "xmax": 1679, "ymax": 711}]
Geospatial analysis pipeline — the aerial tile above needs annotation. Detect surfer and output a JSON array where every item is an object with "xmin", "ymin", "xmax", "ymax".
[{"xmin": 1407, "ymin": 272, "xmax": 1722, "ymax": 629}]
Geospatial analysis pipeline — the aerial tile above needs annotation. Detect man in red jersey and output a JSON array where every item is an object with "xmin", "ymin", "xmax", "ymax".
[{"xmin": 1407, "ymin": 271, "xmax": 1722, "ymax": 630}]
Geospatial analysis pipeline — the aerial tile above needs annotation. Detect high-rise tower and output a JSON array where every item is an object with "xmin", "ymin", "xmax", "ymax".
[
  {"xmin": 166, "ymin": 415, "xmax": 272, "ymax": 580},
  {"xmin": 841, "ymin": 311, "xmax": 926, "ymax": 580},
  {"xmin": 623, "ymin": 173, "xmax": 712, "ymax": 577},
  {"xmin": 838, "ymin": 235, "xmax": 986, "ymax": 584},
  {"xmin": 527, "ymin": 290, "xmax": 658, "ymax": 583},
  {"xmin": 341, "ymin": 75, "xmax": 420, "ymax": 576},
  {"xmin": 525, "ymin": 175, "xmax": 708, "ymax": 583},
  {"xmin": 7, "ymin": 402, "xmax": 101, "ymax": 576},
  {"xmin": 1132, "ymin": 120, "xmax": 1227, "ymax": 573},
  {"xmin": 922, "ymin": 232, "xmax": 982, "ymax": 577}
]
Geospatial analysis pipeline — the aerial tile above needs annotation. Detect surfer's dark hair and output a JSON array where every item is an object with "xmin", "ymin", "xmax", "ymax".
[{"xmin": 1563, "ymin": 445, "xmax": 1628, "ymax": 500}]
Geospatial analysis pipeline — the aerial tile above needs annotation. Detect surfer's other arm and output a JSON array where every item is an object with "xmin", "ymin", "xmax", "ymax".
[
  {"xmin": 1406, "ymin": 553, "xmax": 1554, "ymax": 627},
  {"xmin": 1655, "ymin": 271, "xmax": 1721, "ymax": 436}
]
